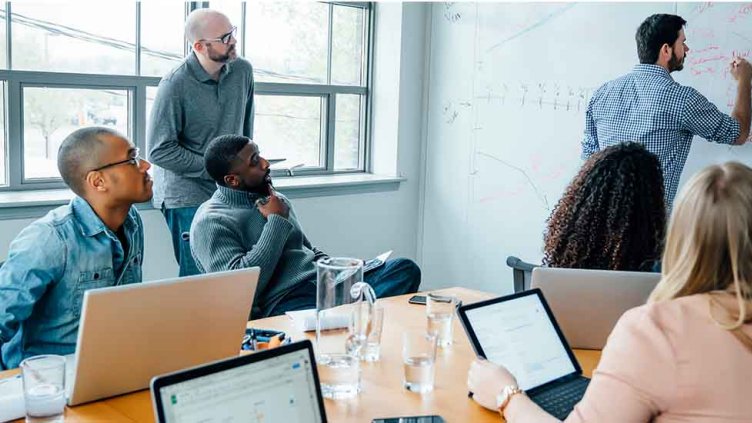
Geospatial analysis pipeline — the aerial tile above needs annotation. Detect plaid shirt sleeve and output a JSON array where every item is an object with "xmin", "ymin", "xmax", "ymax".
[
  {"xmin": 681, "ymin": 87, "xmax": 740, "ymax": 145},
  {"xmin": 581, "ymin": 94, "xmax": 600, "ymax": 160}
]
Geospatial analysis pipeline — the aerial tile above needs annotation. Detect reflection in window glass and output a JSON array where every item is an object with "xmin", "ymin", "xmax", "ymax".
[
  {"xmin": 332, "ymin": 5, "xmax": 365, "ymax": 86},
  {"xmin": 141, "ymin": 2, "xmax": 185, "ymax": 77},
  {"xmin": 0, "ymin": 83, "xmax": 5, "ymax": 186},
  {"xmin": 209, "ymin": 1, "xmax": 243, "ymax": 55},
  {"xmin": 0, "ymin": 4, "xmax": 7, "ymax": 69},
  {"xmin": 246, "ymin": 1, "xmax": 328, "ymax": 84},
  {"xmin": 335, "ymin": 94, "xmax": 362, "ymax": 170},
  {"xmin": 23, "ymin": 87, "xmax": 129, "ymax": 180},
  {"xmin": 12, "ymin": 3, "xmax": 136, "ymax": 74},
  {"xmin": 255, "ymin": 95, "xmax": 322, "ymax": 168}
]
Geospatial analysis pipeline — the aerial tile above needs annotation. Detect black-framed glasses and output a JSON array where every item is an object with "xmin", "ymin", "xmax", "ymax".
[
  {"xmin": 89, "ymin": 148, "xmax": 142, "ymax": 172},
  {"xmin": 200, "ymin": 26, "xmax": 237, "ymax": 45}
]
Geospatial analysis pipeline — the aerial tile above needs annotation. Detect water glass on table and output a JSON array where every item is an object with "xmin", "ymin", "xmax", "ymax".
[
  {"xmin": 402, "ymin": 331, "xmax": 438, "ymax": 393},
  {"xmin": 362, "ymin": 305, "xmax": 384, "ymax": 362},
  {"xmin": 426, "ymin": 293, "xmax": 459, "ymax": 347},
  {"xmin": 20, "ymin": 355, "xmax": 66, "ymax": 423}
]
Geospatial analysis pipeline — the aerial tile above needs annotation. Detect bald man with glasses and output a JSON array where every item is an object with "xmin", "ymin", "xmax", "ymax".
[
  {"xmin": 147, "ymin": 8, "xmax": 255, "ymax": 277},
  {"xmin": 0, "ymin": 127, "xmax": 152, "ymax": 369}
]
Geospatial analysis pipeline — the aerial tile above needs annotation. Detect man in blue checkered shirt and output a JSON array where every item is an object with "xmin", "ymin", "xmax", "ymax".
[{"xmin": 583, "ymin": 14, "xmax": 751, "ymax": 206}]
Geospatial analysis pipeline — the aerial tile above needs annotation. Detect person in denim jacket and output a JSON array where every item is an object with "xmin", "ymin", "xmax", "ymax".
[{"xmin": 0, "ymin": 127, "xmax": 153, "ymax": 369}]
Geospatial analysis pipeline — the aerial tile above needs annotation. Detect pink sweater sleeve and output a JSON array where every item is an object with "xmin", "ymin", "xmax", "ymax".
[{"xmin": 564, "ymin": 305, "xmax": 677, "ymax": 422}]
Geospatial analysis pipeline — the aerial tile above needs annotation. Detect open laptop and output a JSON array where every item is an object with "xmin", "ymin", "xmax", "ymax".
[
  {"xmin": 458, "ymin": 289, "xmax": 589, "ymax": 420},
  {"xmin": 531, "ymin": 267, "xmax": 660, "ymax": 349},
  {"xmin": 151, "ymin": 340, "xmax": 327, "ymax": 423},
  {"xmin": 66, "ymin": 267, "xmax": 260, "ymax": 406}
]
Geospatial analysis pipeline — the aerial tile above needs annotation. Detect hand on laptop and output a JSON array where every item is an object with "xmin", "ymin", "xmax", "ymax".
[{"xmin": 467, "ymin": 358, "xmax": 518, "ymax": 411}]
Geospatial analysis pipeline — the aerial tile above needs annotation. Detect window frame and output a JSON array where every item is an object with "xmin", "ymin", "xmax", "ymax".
[{"xmin": 0, "ymin": 1, "xmax": 374, "ymax": 192}]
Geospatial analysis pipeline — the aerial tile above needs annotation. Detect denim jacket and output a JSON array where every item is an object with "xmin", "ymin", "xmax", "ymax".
[{"xmin": 0, "ymin": 197, "xmax": 144, "ymax": 369}]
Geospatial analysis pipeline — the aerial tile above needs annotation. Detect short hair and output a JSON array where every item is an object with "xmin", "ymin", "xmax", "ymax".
[
  {"xmin": 57, "ymin": 127, "xmax": 122, "ymax": 196},
  {"xmin": 204, "ymin": 134, "xmax": 251, "ymax": 185},
  {"xmin": 635, "ymin": 14, "xmax": 687, "ymax": 64},
  {"xmin": 185, "ymin": 9, "xmax": 222, "ymax": 44},
  {"xmin": 543, "ymin": 142, "xmax": 666, "ymax": 271}
]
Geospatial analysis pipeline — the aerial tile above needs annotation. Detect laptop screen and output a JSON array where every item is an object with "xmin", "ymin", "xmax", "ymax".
[
  {"xmin": 462, "ymin": 291, "xmax": 577, "ymax": 390},
  {"xmin": 157, "ymin": 347, "xmax": 324, "ymax": 423}
]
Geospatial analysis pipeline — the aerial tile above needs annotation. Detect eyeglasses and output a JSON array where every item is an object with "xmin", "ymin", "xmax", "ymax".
[
  {"xmin": 89, "ymin": 148, "xmax": 142, "ymax": 172},
  {"xmin": 200, "ymin": 26, "xmax": 237, "ymax": 45}
]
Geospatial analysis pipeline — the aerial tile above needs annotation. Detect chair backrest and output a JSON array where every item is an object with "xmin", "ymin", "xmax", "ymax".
[{"xmin": 506, "ymin": 256, "xmax": 539, "ymax": 293}]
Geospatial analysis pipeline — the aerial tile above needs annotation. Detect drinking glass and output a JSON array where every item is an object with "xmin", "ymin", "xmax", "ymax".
[
  {"xmin": 426, "ymin": 293, "xmax": 459, "ymax": 347},
  {"xmin": 402, "ymin": 331, "xmax": 438, "ymax": 393},
  {"xmin": 20, "ymin": 355, "xmax": 66, "ymax": 423}
]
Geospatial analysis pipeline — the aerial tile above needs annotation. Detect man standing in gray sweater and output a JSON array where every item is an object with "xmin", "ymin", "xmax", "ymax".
[
  {"xmin": 190, "ymin": 135, "xmax": 421, "ymax": 318},
  {"xmin": 147, "ymin": 9, "xmax": 254, "ymax": 277}
]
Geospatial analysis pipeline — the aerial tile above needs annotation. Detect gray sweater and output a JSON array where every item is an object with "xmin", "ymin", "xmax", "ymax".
[
  {"xmin": 147, "ymin": 52, "xmax": 255, "ymax": 209},
  {"xmin": 189, "ymin": 185, "xmax": 326, "ymax": 317}
]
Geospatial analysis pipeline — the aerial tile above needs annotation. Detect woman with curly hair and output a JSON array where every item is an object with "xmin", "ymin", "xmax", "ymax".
[{"xmin": 543, "ymin": 142, "xmax": 666, "ymax": 271}]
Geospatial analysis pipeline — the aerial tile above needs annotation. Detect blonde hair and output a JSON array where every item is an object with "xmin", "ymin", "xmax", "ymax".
[{"xmin": 650, "ymin": 162, "xmax": 752, "ymax": 348}]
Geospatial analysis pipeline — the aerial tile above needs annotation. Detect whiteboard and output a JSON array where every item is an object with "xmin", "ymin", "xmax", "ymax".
[{"xmin": 421, "ymin": 2, "xmax": 752, "ymax": 294}]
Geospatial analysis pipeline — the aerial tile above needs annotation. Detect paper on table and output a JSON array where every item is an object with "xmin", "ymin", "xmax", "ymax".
[
  {"xmin": 0, "ymin": 375, "xmax": 24, "ymax": 422},
  {"xmin": 286, "ymin": 309, "xmax": 350, "ymax": 332}
]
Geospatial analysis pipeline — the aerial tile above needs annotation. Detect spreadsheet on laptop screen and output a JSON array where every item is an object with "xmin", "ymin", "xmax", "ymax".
[
  {"xmin": 465, "ymin": 294, "xmax": 576, "ymax": 390},
  {"xmin": 158, "ymin": 349, "xmax": 323, "ymax": 423}
]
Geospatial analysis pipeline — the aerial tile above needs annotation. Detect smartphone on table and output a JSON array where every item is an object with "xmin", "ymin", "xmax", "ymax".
[{"xmin": 408, "ymin": 295, "xmax": 427, "ymax": 305}]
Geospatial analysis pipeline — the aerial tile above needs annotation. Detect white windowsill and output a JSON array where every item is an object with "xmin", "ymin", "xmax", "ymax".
[{"xmin": 0, "ymin": 173, "xmax": 406, "ymax": 220}]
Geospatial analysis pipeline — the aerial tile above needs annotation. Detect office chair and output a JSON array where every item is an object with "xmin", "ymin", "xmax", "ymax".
[{"xmin": 506, "ymin": 256, "xmax": 539, "ymax": 293}]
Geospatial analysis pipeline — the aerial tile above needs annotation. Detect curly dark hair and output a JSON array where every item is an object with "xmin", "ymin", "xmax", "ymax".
[{"xmin": 543, "ymin": 143, "xmax": 666, "ymax": 271}]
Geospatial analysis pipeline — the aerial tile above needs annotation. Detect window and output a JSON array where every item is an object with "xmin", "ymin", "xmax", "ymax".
[
  {"xmin": 22, "ymin": 87, "xmax": 130, "ymax": 180},
  {"xmin": 0, "ymin": 1, "xmax": 372, "ymax": 192}
]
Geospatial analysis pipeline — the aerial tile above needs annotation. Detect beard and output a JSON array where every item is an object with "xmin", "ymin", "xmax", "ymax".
[
  {"xmin": 668, "ymin": 51, "xmax": 684, "ymax": 72},
  {"xmin": 208, "ymin": 45, "xmax": 237, "ymax": 64},
  {"xmin": 245, "ymin": 171, "xmax": 273, "ymax": 196}
]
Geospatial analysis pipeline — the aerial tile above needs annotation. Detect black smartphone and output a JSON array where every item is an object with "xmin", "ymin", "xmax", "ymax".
[
  {"xmin": 408, "ymin": 295, "xmax": 427, "ymax": 305},
  {"xmin": 372, "ymin": 416, "xmax": 444, "ymax": 423}
]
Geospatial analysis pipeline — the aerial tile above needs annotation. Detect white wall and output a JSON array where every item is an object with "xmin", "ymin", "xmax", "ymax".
[{"xmin": 0, "ymin": 3, "xmax": 430, "ymax": 285}]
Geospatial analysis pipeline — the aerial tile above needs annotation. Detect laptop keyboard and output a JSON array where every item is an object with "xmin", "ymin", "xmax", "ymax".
[{"xmin": 531, "ymin": 377, "xmax": 590, "ymax": 420}]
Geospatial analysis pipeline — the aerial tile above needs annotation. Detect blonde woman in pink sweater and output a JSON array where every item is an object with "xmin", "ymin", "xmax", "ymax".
[{"xmin": 469, "ymin": 161, "xmax": 752, "ymax": 422}]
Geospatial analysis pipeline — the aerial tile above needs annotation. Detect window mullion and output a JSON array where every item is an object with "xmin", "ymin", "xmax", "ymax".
[
  {"xmin": 326, "ymin": 3, "xmax": 333, "ymax": 85},
  {"xmin": 240, "ymin": 1, "xmax": 247, "ymax": 58},
  {"xmin": 134, "ymin": 85, "xmax": 146, "ymax": 155},
  {"xmin": 5, "ymin": 2, "xmax": 11, "ymax": 70},
  {"xmin": 135, "ymin": 2, "xmax": 141, "ymax": 76},
  {"xmin": 325, "ymin": 94, "xmax": 336, "ymax": 171},
  {"xmin": 7, "ymin": 78, "xmax": 22, "ymax": 189}
]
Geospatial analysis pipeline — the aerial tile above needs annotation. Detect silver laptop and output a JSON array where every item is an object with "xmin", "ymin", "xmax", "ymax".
[
  {"xmin": 151, "ymin": 340, "xmax": 326, "ymax": 423},
  {"xmin": 66, "ymin": 267, "xmax": 259, "ymax": 406},
  {"xmin": 531, "ymin": 267, "xmax": 660, "ymax": 350}
]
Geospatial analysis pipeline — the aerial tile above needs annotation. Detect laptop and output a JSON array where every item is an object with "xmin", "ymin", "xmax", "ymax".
[
  {"xmin": 531, "ymin": 267, "xmax": 660, "ymax": 349},
  {"xmin": 66, "ymin": 267, "xmax": 260, "ymax": 406},
  {"xmin": 151, "ymin": 340, "xmax": 327, "ymax": 423},
  {"xmin": 457, "ymin": 289, "xmax": 589, "ymax": 420}
]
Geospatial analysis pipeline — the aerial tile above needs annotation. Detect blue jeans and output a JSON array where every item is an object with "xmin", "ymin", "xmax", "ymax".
[
  {"xmin": 268, "ymin": 258, "xmax": 422, "ymax": 316},
  {"xmin": 161, "ymin": 205, "xmax": 201, "ymax": 277}
]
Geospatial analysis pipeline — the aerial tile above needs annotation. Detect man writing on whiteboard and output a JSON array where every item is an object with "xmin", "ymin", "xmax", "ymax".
[{"xmin": 582, "ymin": 14, "xmax": 751, "ymax": 207}]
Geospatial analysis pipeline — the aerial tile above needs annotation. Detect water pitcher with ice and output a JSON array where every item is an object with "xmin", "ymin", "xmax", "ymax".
[{"xmin": 315, "ymin": 257, "xmax": 376, "ymax": 399}]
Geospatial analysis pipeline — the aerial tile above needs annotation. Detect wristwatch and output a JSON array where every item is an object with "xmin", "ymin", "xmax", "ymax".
[{"xmin": 496, "ymin": 384, "xmax": 524, "ymax": 414}]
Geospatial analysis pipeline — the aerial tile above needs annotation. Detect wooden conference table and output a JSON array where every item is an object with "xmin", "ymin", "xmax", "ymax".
[{"xmin": 2, "ymin": 287, "xmax": 602, "ymax": 422}]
